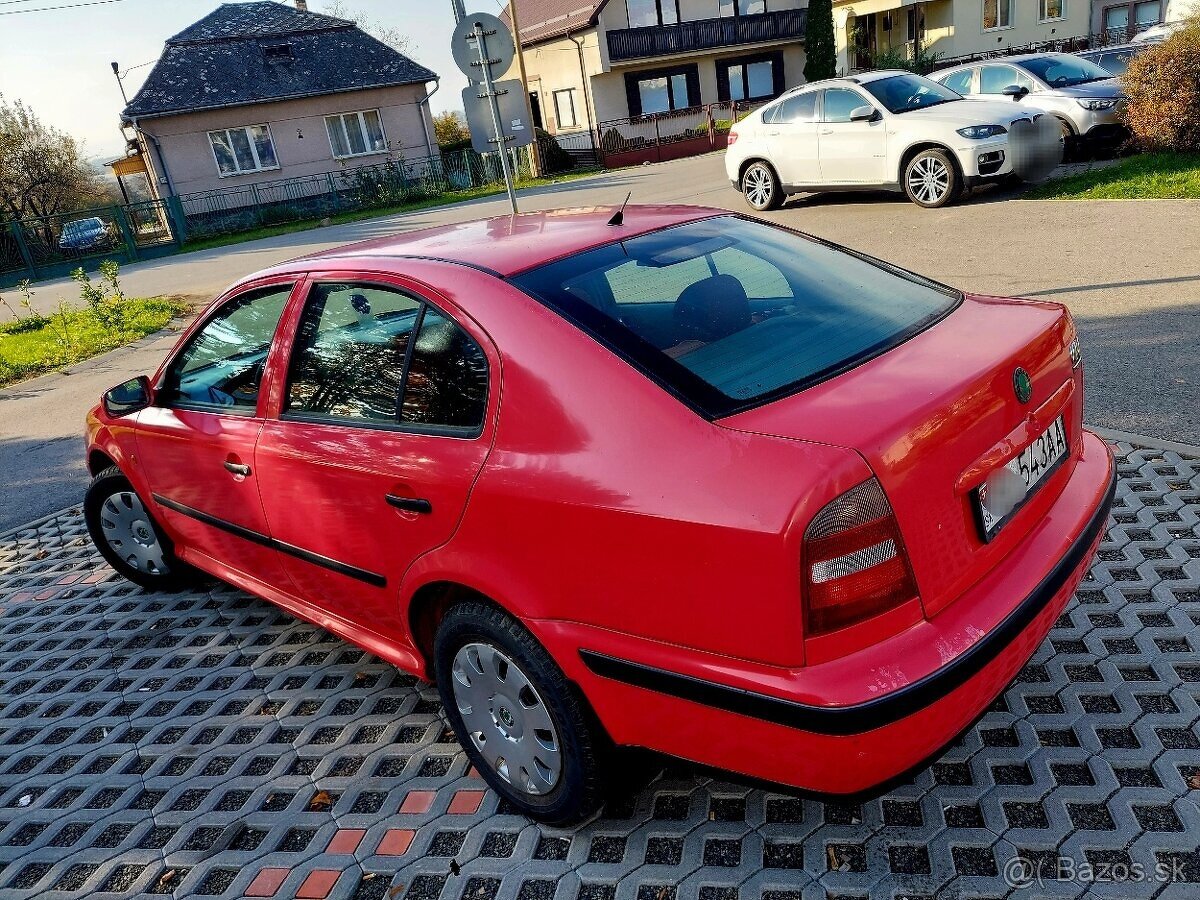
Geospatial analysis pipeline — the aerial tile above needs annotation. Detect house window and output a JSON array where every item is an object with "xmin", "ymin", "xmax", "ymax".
[
  {"xmin": 208, "ymin": 125, "xmax": 278, "ymax": 177},
  {"xmin": 626, "ymin": 0, "xmax": 678, "ymax": 27},
  {"xmin": 325, "ymin": 110, "xmax": 387, "ymax": 159},
  {"xmin": 982, "ymin": 0, "xmax": 1011, "ymax": 29},
  {"xmin": 554, "ymin": 89, "xmax": 578, "ymax": 129},
  {"xmin": 625, "ymin": 64, "xmax": 698, "ymax": 116},
  {"xmin": 718, "ymin": 52, "xmax": 784, "ymax": 103},
  {"xmin": 719, "ymin": 0, "xmax": 766, "ymax": 16},
  {"xmin": 1104, "ymin": 1, "xmax": 1160, "ymax": 36},
  {"xmin": 1039, "ymin": 0, "xmax": 1065, "ymax": 20}
]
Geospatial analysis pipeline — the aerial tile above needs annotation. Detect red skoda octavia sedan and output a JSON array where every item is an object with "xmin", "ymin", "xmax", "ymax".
[{"xmin": 84, "ymin": 207, "xmax": 1114, "ymax": 824}]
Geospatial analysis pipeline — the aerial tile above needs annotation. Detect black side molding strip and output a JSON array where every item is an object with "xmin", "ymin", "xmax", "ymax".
[
  {"xmin": 153, "ymin": 494, "xmax": 387, "ymax": 589},
  {"xmin": 580, "ymin": 461, "xmax": 1116, "ymax": 737}
]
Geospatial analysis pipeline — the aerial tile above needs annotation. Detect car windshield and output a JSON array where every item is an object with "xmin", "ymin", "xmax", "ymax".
[
  {"xmin": 862, "ymin": 73, "xmax": 961, "ymax": 113},
  {"xmin": 1017, "ymin": 54, "xmax": 1112, "ymax": 87},
  {"xmin": 511, "ymin": 217, "xmax": 960, "ymax": 417}
]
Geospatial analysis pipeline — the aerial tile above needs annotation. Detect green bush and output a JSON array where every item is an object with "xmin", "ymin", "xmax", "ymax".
[
  {"xmin": 535, "ymin": 128, "xmax": 576, "ymax": 173},
  {"xmin": 1123, "ymin": 16, "xmax": 1200, "ymax": 152},
  {"xmin": 866, "ymin": 45, "xmax": 944, "ymax": 74}
]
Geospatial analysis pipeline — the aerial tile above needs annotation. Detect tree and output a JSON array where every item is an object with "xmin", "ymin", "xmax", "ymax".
[
  {"xmin": 321, "ymin": 0, "xmax": 411, "ymax": 55},
  {"xmin": 433, "ymin": 111, "xmax": 470, "ymax": 148},
  {"xmin": 0, "ymin": 94, "xmax": 114, "ymax": 225},
  {"xmin": 803, "ymin": 0, "xmax": 837, "ymax": 83}
]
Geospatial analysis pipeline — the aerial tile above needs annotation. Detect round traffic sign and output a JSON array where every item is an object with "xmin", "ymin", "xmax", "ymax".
[{"xmin": 450, "ymin": 11, "xmax": 515, "ymax": 82}]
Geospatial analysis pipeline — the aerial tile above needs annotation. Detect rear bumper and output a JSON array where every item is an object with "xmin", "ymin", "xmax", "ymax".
[{"xmin": 535, "ymin": 430, "xmax": 1115, "ymax": 793}]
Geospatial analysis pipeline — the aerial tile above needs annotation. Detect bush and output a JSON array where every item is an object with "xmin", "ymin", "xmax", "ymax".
[
  {"xmin": 1123, "ymin": 17, "xmax": 1200, "ymax": 152},
  {"xmin": 866, "ymin": 45, "xmax": 944, "ymax": 75},
  {"xmin": 535, "ymin": 128, "xmax": 575, "ymax": 174}
]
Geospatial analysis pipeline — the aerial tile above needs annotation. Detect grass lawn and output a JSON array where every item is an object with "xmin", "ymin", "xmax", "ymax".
[
  {"xmin": 182, "ymin": 167, "xmax": 608, "ymax": 254},
  {"xmin": 0, "ymin": 297, "xmax": 187, "ymax": 387},
  {"xmin": 1027, "ymin": 152, "xmax": 1200, "ymax": 200}
]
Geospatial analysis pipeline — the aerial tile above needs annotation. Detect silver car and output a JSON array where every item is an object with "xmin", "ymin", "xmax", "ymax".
[{"xmin": 932, "ymin": 53, "xmax": 1126, "ymax": 145}]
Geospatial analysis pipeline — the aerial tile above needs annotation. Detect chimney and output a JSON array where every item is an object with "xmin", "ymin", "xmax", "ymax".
[{"xmin": 295, "ymin": 0, "xmax": 308, "ymax": 9}]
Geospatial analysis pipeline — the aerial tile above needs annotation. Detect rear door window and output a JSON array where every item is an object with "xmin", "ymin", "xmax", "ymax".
[
  {"xmin": 512, "ymin": 217, "xmax": 960, "ymax": 417},
  {"xmin": 940, "ymin": 68, "xmax": 974, "ymax": 95}
]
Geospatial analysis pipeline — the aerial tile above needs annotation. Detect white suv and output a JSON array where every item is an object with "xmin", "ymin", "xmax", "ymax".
[{"xmin": 725, "ymin": 70, "xmax": 1060, "ymax": 209}]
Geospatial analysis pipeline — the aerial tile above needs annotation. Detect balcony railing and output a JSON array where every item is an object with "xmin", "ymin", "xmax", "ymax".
[{"xmin": 606, "ymin": 9, "xmax": 807, "ymax": 63}]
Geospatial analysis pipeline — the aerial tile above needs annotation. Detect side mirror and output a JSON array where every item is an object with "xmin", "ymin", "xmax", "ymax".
[
  {"xmin": 1002, "ymin": 84, "xmax": 1030, "ymax": 100},
  {"xmin": 103, "ymin": 375, "xmax": 153, "ymax": 418},
  {"xmin": 849, "ymin": 105, "xmax": 879, "ymax": 122}
]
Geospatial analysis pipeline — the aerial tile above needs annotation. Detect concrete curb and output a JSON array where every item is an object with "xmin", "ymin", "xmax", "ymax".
[{"xmin": 1090, "ymin": 426, "xmax": 1200, "ymax": 458}]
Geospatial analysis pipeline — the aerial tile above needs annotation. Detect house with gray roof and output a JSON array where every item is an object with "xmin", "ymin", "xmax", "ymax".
[{"xmin": 120, "ymin": 1, "xmax": 438, "ymax": 202}]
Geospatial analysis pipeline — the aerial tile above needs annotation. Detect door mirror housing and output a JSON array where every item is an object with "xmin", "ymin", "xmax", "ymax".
[
  {"xmin": 1002, "ymin": 84, "xmax": 1030, "ymax": 100},
  {"xmin": 849, "ymin": 105, "xmax": 879, "ymax": 122},
  {"xmin": 103, "ymin": 375, "xmax": 153, "ymax": 418}
]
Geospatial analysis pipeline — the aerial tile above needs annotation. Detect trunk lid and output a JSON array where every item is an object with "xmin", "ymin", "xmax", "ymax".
[{"xmin": 720, "ymin": 292, "xmax": 1083, "ymax": 617}]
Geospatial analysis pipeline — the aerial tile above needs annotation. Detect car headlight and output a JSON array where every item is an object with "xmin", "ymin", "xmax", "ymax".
[
  {"xmin": 1077, "ymin": 98, "xmax": 1119, "ymax": 111},
  {"xmin": 956, "ymin": 124, "xmax": 1008, "ymax": 139}
]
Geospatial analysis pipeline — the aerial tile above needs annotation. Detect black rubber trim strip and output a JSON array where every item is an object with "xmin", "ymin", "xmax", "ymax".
[
  {"xmin": 580, "ymin": 461, "xmax": 1116, "ymax": 736},
  {"xmin": 152, "ymin": 494, "xmax": 387, "ymax": 588}
]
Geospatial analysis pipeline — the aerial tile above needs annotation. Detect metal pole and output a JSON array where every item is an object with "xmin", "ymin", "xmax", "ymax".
[
  {"xmin": 449, "ymin": 0, "xmax": 465, "ymax": 24},
  {"xmin": 507, "ymin": 1, "xmax": 542, "ymax": 178},
  {"xmin": 474, "ymin": 21, "xmax": 519, "ymax": 215}
]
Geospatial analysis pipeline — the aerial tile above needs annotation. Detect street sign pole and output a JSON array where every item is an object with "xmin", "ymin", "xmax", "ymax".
[
  {"xmin": 473, "ymin": 21, "xmax": 519, "ymax": 215},
  {"xmin": 449, "ymin": 0, "xmax": 465, "ymax": 23}
]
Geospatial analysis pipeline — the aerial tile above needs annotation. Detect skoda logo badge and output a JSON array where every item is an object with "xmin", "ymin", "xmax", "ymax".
[{"xmin": 1013, "ymin": 367, "xmax": 1033, "ymax": 404}]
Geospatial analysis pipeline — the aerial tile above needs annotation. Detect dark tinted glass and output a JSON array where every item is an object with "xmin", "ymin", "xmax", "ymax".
[
  {"xmin": 776, "ymin": 91, "xmax": 817, "ymax": 123},
  {"xmin": 401, "ymin": 307, "xmax": 489, "ymax": 430},
  {"xmin": 286, "ymin": 284, "xmax": 421, "ymax": 423},
  {"xmin": 511, "ymin": 217, "xmax": 959, "ymax": 416},
  {"xmin": 165, "ymin": 284, "xmax": 291, "ymax": 412}
]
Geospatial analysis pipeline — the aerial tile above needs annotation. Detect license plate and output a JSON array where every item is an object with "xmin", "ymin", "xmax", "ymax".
[{"xmin": 974, "ymin": 416, "xmax": 1068, "ymax": 541}]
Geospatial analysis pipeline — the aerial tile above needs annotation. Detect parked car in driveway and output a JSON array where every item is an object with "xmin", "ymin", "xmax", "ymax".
[
  {"xmin": 1077, "ymin": 42, "xmax": 1149, "ymax": 77},
  {"xmin": 83, "ymin": 207, "xmax": 1115, "ymax": 824},
  {"xmin": 58, "ymin": 217, "xmax": 115, "ymax": 252},
  {"xmin": 933, "ymin": 53, "xmax": 1127, "ymax": 146},
  {"xmin": 725, "ymin": 70, "xmax": 1061, "ymax": 210}
]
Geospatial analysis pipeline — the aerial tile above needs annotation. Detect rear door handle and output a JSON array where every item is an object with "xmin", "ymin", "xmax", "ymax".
[
  {"xmin": 819, "ymin": 128, "xmax": 834, "ymax": 135},
  {"xmin": 386, "ymin": 494, "xmax": 432, "ymax": 514},
  {"xmin": 223, "ymin": 461, "xmax": 252, "ymax": 477}
]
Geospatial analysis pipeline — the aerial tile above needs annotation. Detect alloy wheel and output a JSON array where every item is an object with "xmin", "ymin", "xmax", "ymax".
[
  {"xmin": 744, "ymin": 166, "xmax": 774, "ymax": 209},
  {"xmin": 450, "ymin": 642, "xmax": 562, "ymax": 796},
  {"xmin": 908, "ymin": 157, "xmax": 951, "ymax": 206},
  {"xmin": 99, "ymin": 491, "xmax": 170, "ymax": 576}
]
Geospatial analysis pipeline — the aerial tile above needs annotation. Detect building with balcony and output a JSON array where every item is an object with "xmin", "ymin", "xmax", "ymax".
[{"xmin": 500, "ymin": 0, "xmax": 809, "ymax": 136}]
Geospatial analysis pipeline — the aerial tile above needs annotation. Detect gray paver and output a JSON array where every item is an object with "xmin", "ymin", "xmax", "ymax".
[{"xmin": 0, "ymin": 440, "xmax": 1197, "ymax": 899}]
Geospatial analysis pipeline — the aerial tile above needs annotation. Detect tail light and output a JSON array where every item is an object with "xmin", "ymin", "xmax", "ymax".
[
  {"xmin": 727, "ymin": 130, "xmax": 739, "ymax": 146},
  {"xmin": 802, "ymin": 478, "xmax": 918, "ymax": 636}
]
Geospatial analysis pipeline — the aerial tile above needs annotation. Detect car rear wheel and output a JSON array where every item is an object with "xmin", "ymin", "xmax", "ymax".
[
  {"xmin": 434, "ymin": 601, "xmax": 607, "ymax": 825},
  {"xmin": 84, "ymin": 467, "xmax": 195, "ymax": 591},
  {"xmin": 903, "ymin": 150, "xmax": 959, "ymax": 209},
  {"xmin": 741, "ymin": 162, "xmax": 784, "ymax": 211}
]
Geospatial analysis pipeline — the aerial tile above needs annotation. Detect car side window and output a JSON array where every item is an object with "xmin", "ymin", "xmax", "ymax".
[
  {"xmin": 979, "ymin": 65, "xmax": 1035, "ymax": 94},
  {"xmin": 162, "ymin": 284, "xmax": 292, "ymax": 413},
  {"xmin": 822, "ymin": 88, "xmax": 866, "ymax": 123},
  {"xmin": 286, "ymin": 283, "xmax": 488, "ymax": 432},
  {"xmin": 776, "ymin": 91, "xmax": 818, "ymax": 124},
  {"xmin": 941, "ymin": 68, "xmax": 974, "ymax": 95}
]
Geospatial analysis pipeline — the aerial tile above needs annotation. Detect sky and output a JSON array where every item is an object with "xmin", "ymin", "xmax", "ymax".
[{"xmin": 0, "ymin": 0, "xmax": 494, "ymax": 161}]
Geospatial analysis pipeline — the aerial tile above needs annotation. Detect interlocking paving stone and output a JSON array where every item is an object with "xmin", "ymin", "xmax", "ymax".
[{"xmin": 0, "ymin": 441, "xmax": 1197, "ymax": 898}]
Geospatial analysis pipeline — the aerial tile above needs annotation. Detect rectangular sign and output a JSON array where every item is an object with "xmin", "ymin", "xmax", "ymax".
[{"xmin": 462, "ymin": 80, "xmax": 535, "ymax": 155}]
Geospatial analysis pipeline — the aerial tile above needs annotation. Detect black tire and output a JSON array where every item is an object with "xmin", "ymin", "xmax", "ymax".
[
  {"xmin": 902, "ymin": 149, "xmax": 960, "ymax": 209},
  {"xmin": 84, "ymin": 467, "xmax": 196, "ymax": 591},
  {"xmin": 741, "ymin": 161, "xmax": 784, "ymax": 211},
  {"xmin": 434, "ymin": 602, "xmax": 607, "ymax": 825}
]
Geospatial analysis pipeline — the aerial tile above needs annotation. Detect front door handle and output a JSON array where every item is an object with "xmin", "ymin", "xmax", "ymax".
[
  {"xmin": 386, "ymin": 494, "xmax": 432, "ymax": 515},
  {"xmin": 819, "ymin": 128, "xmax": 834, "ymax": 135},
  {"xmin": 223, "ymin": 461, "xmax": 252, "ymax": 477}
]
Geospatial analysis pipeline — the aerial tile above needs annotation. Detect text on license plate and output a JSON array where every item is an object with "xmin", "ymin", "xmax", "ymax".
[{"xmin": 975, "ymin": 416, "xmax": 1068, "ymax": 539}]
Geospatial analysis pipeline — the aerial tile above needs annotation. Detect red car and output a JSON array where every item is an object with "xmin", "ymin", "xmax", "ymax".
[{"xmin": 84, "ymin": 206, "xmax": 1114, "ymax": 824}]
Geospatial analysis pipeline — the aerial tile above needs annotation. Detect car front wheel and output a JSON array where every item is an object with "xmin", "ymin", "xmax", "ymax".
[
  {"xmin": 741, "ymin": 161, "xmax": 784, "ymax": 211},
  {"xmin": 434, "ymin": 602, "xmax": 607, "ymax": 825},
  {"xmin": 903, "ymin": 150, "xmax": 959, "ymax": 209}
]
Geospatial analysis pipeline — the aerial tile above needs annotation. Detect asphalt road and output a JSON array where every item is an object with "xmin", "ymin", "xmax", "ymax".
[{"xmin": 2, "ymin": 153, "xmax": 1198, "ymax": 530}]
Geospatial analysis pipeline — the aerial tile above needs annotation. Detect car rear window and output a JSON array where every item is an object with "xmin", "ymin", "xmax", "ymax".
[{"xmin": 510, "ymin": 216, "xmax": 960, "ymax": 417}]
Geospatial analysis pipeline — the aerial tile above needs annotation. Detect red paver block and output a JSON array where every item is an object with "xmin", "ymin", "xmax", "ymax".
[
  {"xmin": 377, "ymin": 828, "xmax": 415, "ymax": 856},
  {"xmin": 399, "ymin": 789, "xmax": 435, "ymax": 814},
  {"xmin": 297, "ymin": 869, "xmax": 341, "ymax": 899},
  {"xmin": 448, "ymin": 789, "xmax": 485, "ymax": 814},
  {"xmin": 326, "ymin": 828, "xmax": 365, "ymax": 855},
  {"xmin": 246, "ymin": 868, "xmax": 290, "ymax": 897}
]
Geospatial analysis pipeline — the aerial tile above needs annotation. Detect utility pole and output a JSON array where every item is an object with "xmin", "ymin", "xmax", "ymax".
[{"xmin": 507, "ymin": 1, "xmax": 542, "ymax": 177}]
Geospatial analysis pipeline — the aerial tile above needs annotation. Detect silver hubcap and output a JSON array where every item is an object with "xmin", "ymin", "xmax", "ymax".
[
  {"xmin": 450, "ymin": 643, "xmax": 562, "ymax": 796},
  {"xmin": 908, "ymin": 157, "xmax": 950, "ymax": 205},
  {"xmin": 100, "ymin": 491, "xmax": 170, "ymax": 576},
  {"xmin": 744, "ymin": 166, "xmax": 773, "ymax": 208}
]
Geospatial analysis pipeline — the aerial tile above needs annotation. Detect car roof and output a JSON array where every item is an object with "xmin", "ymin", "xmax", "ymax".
[
  {"xmin": 262, "ymin": 205, "xmax": 725, "ymax": 279},
  {"xmin": 938, "ymin": 51, "xmax": 1077, "ymax": 71},
  {"xmin": 778, "ymin": 69, "xmax": 909, "ymax": 97},
  {"xmin": 1079, "ymin": 42, "xmax": 1143, "ymax": 53}
]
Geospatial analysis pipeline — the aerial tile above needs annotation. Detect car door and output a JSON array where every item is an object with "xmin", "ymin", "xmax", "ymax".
[
  {"xmin": 762, "ymin": 91, "xmax": 821, "ymax": 186},
  {"xmin": 135, "ymin": 279, "xmax": 295, "ymax": 586},
  {"xmin": 976, "ymin": 63, "xmax": 1039, "ymax": 102},
  {"xmin": 253, "ymin": 276, "xmax": 497, "ymax": 644},
  {"xmin": 816, "ymin": 87, "xmax": 887, "ymax": 184}
]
